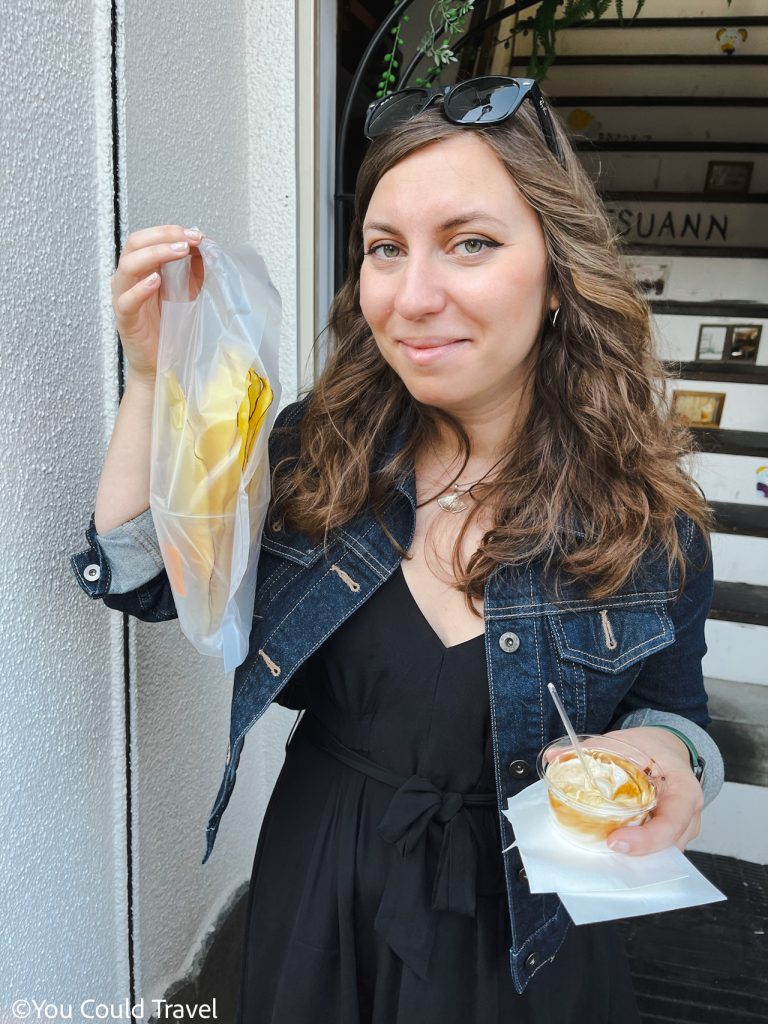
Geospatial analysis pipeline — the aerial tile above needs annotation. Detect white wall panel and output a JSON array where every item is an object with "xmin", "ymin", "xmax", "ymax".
[
  {"xmin": 711, "ymin": 532, "xmax": 768, "ymax": 586},
  {"xmin": 124, "ymin": 0, "xmax": 301, "ymax": 1008},
  {"xmin": 4, "ymin": 0, "xmax": 303, "ymax": 1010},
  {"xmin": 541, "ymin": 26, "xmax": 767, "ymax": 58},
  {"xmin": 626, "ymin": 255, "xmax": 768, "ymax": 303},
  {"xmin": 690, "ymin": 781, "xmax": 768, "ymax": 864},
  {"xmin": 703, "ymin": 620, "xmax": 767, "ymax": 686},
  {"xmin": 685, "ymin": 452, "xmax": 768, "ymax": 504},
  {"xmin": 655, "ymin": 314, "xmax": 768, "ymax": 365},
  {"xmin": 0, "ymin": 0, "xmax": 130, "ymax": 1004},
  {"xmin": 670, "ymin": 380, "xmax": 768, "ymax": 431},
  {"xmin": 544, "ymin": 63, "xmax": 763, "ymax": 98},
  {"xmin": 581, "ymin": 150, "xmax": 768, "ymax": 194},
  {"xmin": 559, "ymin": 104, "xmax": 765, "ymax": 143}
]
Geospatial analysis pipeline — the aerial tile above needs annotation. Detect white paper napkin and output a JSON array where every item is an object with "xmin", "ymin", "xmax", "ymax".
[{"xmin": 503, "ymin": 781, "xmax": 726, "ymax": 924}]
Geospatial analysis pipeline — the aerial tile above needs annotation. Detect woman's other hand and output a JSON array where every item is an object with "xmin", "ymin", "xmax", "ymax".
[
  {"xmin": 602, "ymin": 725, "xmax": 704, "ymax": 855},
  {"xmin": 110, "ymin": 224, "xmax": 205, "ymax": 385}
]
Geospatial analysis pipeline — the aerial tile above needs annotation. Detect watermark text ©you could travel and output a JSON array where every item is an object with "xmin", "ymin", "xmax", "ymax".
[{"xmin": 9, "ymin": 999, "xmax": 219, "ymax": 1021}]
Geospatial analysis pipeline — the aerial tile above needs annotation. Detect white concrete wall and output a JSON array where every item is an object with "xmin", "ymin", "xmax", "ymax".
[
  {"xmin": 0, "ymin": 0, "xmax": 299, "ymax": 1012},
  {"xmin": 0, "ymin": 0, "xmax": 132, "ymax": 1007},
  {"xmin": 125, "ymin": 0, "xmax": 299, "ymax": 1007}
]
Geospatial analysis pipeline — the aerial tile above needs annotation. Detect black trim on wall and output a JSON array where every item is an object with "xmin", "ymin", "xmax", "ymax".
[
  {"xmin": 666, "ymin": 363, "xmax": 768, "ymax": 385},
  {"xmin": 604, "ymin": 191, "xmax": 768, "ymax": 203},
  {"xmin": 710, "ymin": 502, "xmax": 768, "ymax": 539},
  {"xmin": 652, "ymin": 302, "xmax": 768, "ymax": 318},
  {"xmin": 576, "ymin": 142, "xmax": 768, "ymax": 153},
  {"xmin": 710, "ymin": 582, "xmax": 768, "ymax": 627},
  {"xmin": 554, "ymin": 96, "xmax": 768, "ymax": 107},
  {"xmin": 691, "ymin": 428, "xmax": 768, "ymax": 457},
  {"xmin": 111, "ymin": 0, "xmax": 137, "ymax": 1006},
  {"xmin": 568, "ymin": 16, "xmax": 768, "ymax": 30},
  {"xmin": 625, "ymin": 244, "xmax": 768, "ymax": 258},
  {"xmin": 524, "ymin": 54, "xmax": 768, "ymax": 65},
  {"xmin": 113, "ymin": 19, "xmax": 123, "ymax": 401}
]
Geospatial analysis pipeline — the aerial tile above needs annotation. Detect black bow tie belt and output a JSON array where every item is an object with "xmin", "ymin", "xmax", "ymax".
[{"xmin": 300, "ymin": 713, "xmax": 498, "ymax": 981}]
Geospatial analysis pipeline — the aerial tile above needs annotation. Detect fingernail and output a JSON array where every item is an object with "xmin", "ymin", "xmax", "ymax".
[
  {"xmin": 608, "ymin": 840, "xmax": 630, "ymax": 853},
  {"xmin": 170, "ymin": 241, "xmax": 189, "ymax": 252},
  {"xmin": 184, "ymin": 227, "xmax": 202, "ymax": 239}
]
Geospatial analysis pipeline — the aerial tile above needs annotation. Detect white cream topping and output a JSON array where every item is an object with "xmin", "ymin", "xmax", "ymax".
[{"xmin": 546, "ymin": 752, "xmax": 651, "ymax": 809}]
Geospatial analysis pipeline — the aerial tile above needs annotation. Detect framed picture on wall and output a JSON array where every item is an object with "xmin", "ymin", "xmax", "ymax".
[
  {"xmin": 704, "ymin": 160, "xmax": 754, "ymax": 194},
  {"xmin": 629, "ymin": 261, "xmax": 670, "ymax": 297},
  {"xmin": 671, "ymin": 390, "xmax": 726, "ymax": 428},
  {"xmin": 696, "ymin": 323, "xmax": 762, "ymax": 364},
  {"xmin": 696, "ymin": 325, "xmax": 728, "ymax": 360},
  {"xmin": 727, "ymin": 324, "xmax": 762, "ymax": 362}
]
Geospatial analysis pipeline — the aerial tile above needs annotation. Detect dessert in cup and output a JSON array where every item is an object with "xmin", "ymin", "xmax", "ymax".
[{"xmin": 537, "ymin": 734, "xmax": 665, "ymax": 851}]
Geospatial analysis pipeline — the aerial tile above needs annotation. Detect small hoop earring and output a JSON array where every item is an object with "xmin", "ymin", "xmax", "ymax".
[{"xmin": 549, "ymin": 306, "xmax": 561, "ymax": 328}]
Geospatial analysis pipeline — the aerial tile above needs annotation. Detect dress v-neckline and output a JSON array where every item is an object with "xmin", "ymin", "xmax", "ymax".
[{"xmin": 396, "ymin": 564, "xmax": 485, "ymax": 652}]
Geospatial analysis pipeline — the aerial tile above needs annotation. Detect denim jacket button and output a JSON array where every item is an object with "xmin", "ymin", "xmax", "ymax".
[
  {"xmin": 508, "ymin": 759, "xmax": 530, "ymax": 779},
  {"xmin": 525, "ymin": 951, "xmax": 540, "ymax": 971},
  {"xmin": 499, "ymin": 631, "xmax": 520, "ymax": 653},
  {"xmin": 84, "ymin": 563, "xmax": 101, "ymax": 582}
]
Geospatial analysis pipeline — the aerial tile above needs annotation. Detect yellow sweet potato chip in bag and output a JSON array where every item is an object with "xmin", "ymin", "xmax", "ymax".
[{"xmin": 151, "ymin": 237, "xmax": 281, "ymax": 670}]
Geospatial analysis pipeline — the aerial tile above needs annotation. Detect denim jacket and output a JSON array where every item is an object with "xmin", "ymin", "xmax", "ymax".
[{"xmin": 71, "ymin": 395, "xmax": 722, "ymax": 994}]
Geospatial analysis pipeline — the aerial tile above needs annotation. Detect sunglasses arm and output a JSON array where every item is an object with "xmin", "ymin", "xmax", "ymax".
[{"xmin": 529, "ymin": 84, "xmax": 566, "ymax": 168}]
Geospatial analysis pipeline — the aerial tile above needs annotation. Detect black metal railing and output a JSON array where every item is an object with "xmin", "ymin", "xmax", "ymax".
[{"xmin": 334, "ymin": 1, "xmax": 538, "ymax": 290}]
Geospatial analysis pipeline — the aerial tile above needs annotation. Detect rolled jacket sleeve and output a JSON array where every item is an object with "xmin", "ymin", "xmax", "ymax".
[
  {"xmin": 611, "ymin": 515, "xmax": 724, "ymax": 807},
  {"xmin": 616, "ymin": 707, "xmax": 723, "ymax": 807},
  {"xmin": 70, "ymin": 508, "xmax": 165, "ymax": 595}
]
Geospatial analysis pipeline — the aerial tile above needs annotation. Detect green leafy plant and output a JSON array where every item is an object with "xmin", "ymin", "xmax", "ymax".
[
  {"xmin": 378, "ymin": 0, "xmax": 733, "ymax": 96},
  {"xmin": 375, "ymin": 4, "xmax": 409, "ymax": 99},
  {"xmin": 512, "ymin": 0, "xmax": 640, "ymax": 80},
  {"xmin": 413, "ymin": 1, "xmax": 478, "ymax": 87},
  {"xmin": 376, "ymin": 1, "xmax": 477, "ymax": 97}
]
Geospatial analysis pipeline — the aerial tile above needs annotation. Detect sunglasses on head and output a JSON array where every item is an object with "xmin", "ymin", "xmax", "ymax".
[{"xmin": 364, "ymin": 75, "xmax": 565, "ymax": 167}]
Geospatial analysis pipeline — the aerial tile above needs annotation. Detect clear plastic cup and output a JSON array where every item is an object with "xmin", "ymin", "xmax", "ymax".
[{"xmin": 536, "ymin": 734, "xmax": 666, "ymax": 851}]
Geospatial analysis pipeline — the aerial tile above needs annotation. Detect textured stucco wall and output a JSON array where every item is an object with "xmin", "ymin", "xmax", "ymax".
[
  {"xmin": 121, "ymin": 0, "xmax": 299, "ymax": 1006},
  {"xmin": 0, "ymin": 0, "xmax": 131, "ymax": 1005},
  {"xmin": 0, "ymin": 0, "xmax": 299, "ymax": 1010}
]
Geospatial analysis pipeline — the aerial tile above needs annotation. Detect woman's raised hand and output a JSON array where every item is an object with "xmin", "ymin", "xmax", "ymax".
[
  {"xmin": 601, "ymin": 725, "xmax": 705, "ymax": 855},
  {"xmin": 110, "ymin": 225, "xmax": 205, "ymax": 385}
]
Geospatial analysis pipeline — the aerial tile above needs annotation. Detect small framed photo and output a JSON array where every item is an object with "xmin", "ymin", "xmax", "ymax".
[
  {"xmin": 727, "ymin": 324, "xmax": 762, "ymax": 363},
  {"xmin": 671, "ymin": 390, "xmax": 726, "ymax": 429},
  {"xmin": 695, "ymin": 323, "xmax": 762, "ymax": 364},
  {"xmin": 630, "ymin": 261, "xmax": 670, "ymax": 298},
  {"xmin": 704, "ymin": 160, "xmax": 754, "ymax": 194},
  {"xmin": 696, "ymin": 325, "xmax": 728, "ymax": 361}
]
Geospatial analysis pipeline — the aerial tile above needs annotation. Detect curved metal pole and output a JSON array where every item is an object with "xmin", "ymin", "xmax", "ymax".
[
  {"xmin": 399, "ymin": 0, "xmax": 540, "ymax": 87},
  {"xmin": 335, "ymin": 0, "xmax": 419, "ymax": 289},
  {"xmin": 334, "ymin": 0, "xmax": 544, "ymax": 291}
]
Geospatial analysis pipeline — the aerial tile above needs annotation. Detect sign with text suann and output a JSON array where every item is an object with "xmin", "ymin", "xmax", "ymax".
[{"xmin": 605, "ymin": 201, "xmax": 766, "ymax": 250}]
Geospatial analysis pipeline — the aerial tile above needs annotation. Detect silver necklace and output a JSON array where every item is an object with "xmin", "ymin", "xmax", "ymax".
[
  {"xmin": 434, "ymin": 456, "xmax": 506, "ymax": 514},
  {"xmin": 436, "ymin": 478, "xmax": 485, "ymax": 513}
]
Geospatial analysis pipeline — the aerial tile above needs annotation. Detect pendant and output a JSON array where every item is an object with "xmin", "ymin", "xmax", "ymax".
[{"xmin": 437, "ymin": 489, "xmax": 469, "ymax": 513}]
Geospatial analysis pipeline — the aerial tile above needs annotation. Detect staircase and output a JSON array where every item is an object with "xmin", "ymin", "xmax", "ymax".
[{"xmin": 482, "ymin": 0, "xmax": 768, "ymax": 819}]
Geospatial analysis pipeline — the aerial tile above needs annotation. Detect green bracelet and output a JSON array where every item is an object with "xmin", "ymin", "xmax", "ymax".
[{"xmin": 646, "ymin": 724, "xmax": 702, "ymax": 774}]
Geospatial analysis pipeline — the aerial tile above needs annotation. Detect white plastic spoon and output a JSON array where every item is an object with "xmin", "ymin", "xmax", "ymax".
[{"xmin": 546, "ymin": 682, "xmax": 611, "ymax": 797}]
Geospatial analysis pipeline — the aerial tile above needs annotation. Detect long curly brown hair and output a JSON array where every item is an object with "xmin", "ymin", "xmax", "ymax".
[{"xmin": 270, "ymin": 98, "xmax": 713, "ymax": 614}]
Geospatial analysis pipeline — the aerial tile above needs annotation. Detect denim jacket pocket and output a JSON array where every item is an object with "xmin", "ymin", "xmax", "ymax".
[{"xmin": 548, "ymin": 602, "xmax": 675, "ymax": 675}]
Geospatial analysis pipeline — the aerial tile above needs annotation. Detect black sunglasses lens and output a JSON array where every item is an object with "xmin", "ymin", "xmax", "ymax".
[
  {"xmin": 367, "ymin": 90, "xmax": 430, "ymax": 138},
  {"xmin": 446, "ymin": 79, "xmax": 522, "ymax": 124}
]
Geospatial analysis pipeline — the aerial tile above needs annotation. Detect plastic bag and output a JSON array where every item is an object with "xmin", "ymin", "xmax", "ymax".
[{"xmin": 150, "ymin": 236, "xmax": 282, "ymax": 671}]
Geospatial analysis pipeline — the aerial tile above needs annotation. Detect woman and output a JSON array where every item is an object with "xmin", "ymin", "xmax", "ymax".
[{"xmin": 72, "ymin": 77, "xmax": 722, "ymax": 1023}]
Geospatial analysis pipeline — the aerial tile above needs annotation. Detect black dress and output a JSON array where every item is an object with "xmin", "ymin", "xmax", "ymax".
[{"xmin": 237, "ymin": 564, "xmax": 640, "ymax": 1024}]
